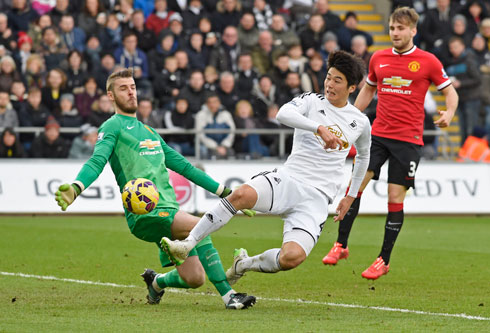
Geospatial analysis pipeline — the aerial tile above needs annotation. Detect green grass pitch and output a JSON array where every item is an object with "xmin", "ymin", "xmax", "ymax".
[{"xmin": 1, "ymin": 215, "xmax": 489, "ymax": 331}]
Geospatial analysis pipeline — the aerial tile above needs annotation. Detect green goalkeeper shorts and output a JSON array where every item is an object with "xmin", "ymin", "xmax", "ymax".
[{"xmin": 126, "ymin": 208, "xmax": 198, "ymax": 267}]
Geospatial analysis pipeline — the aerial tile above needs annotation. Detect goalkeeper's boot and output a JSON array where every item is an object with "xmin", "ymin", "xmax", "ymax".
[
  {"xmin": 322, "ymin": 242, "xmax": 349, "ymax": 265},
  {"xmin": 160, "ymin": 237, "xmax": 192, "ymax": 266},
  {"xmin": 226, "ymin": 248, "xmax": 249, "ymax": 285},
  {"xmin": 225, "ymin": 293, "xmax": 256, "ymax": 310},
  {"xmin": 141, "ymin": 268, "xmax": 165, "ymax": 304},
  {"xmin": 361, "ymin": 257, "xmax": 390, "ymax": 280}
]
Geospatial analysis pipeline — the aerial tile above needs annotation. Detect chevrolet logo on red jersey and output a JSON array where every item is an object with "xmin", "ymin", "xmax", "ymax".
[
  {"xmin": 139, "ymin": 139, "xmax": 161, "ymax": 150},
  {"xmin": 382, "ymin": 76, "xmax": 412, "ymax": 88}
]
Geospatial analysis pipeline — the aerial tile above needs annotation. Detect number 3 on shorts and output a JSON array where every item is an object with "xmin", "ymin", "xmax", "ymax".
[{"xmin": 408, "ymin": 161, "xmax": 417, "ymax": 177}]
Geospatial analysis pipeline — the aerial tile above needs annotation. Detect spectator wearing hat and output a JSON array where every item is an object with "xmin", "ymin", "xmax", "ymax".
[
  {"xmin": 125, "ymin": 10, "xmax": 157, "ymax": 53},
  {"xmin": 0, "ymin": 127, "xmax": 25, "ymax": 158},
  {"xmin": 0, "ymin": 13, "xmax": 17, "ymax": 51},
  {"xmin": 0, "ymin": 90, "xmax": 19, "ymax": 128},
  {"xmin": 68, "ymin": 123, "xmax": 98, "ymax": 159},
  {"xmin": 336, "ymin": 11, "xmax": 373, "ymax": 52},
  {"xmin": 30, "ymin": 116, "xmax": 70, "ymax": 158},
  {"xmin": 319, "ymin": 31, "xmax": 339, "ymax": 66},
  {"xmin": 58, "ymin": 93, "xmax": 83, "ymax": 128},
  {"xmin": 165, "ymin": 12, "xmax": 186, "ymax": 49},
  {"xmin": 195, "ymin": 92, "xmax": 235, "ymax": 159},
  {"xmin": 59, "ymin": 14, "xmax": 86, "ymax": 52},
  {"xmin": 13, "ymin": 32, "xmax": 33, "ymax": 74},
  {"xmin": 438, "ymin": 14, "xmax": 474, "ymax": 66},
  {"xmin": 163, "ymin": 95, "xmax": 195, "ymax": 156},
  {"xmin": 145, "ymin": 0, "xmax": 175, "ymax": 36}
]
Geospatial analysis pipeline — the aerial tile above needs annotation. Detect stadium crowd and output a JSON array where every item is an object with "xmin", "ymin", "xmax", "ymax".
[{"xmin": 0, "ymin": 0, "xmax": 489, "ymax": 160}]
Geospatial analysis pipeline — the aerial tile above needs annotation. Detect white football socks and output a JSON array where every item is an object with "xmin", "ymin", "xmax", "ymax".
[
  {"xmin": 237, "ymin": 248, "xmax": 282, "ymax": 274},
  {"xmin": 187, "ymin": 198, "xmax": 237, "ymax": 246}
]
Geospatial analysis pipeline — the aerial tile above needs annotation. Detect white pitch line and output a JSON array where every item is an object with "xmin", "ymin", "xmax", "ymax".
[{"xmin": 2, "ymin": 271, "xmax": 489, "ymax": 321}]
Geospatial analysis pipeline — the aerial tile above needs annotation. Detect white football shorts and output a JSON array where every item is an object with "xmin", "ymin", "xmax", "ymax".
[{"xmin": 245, "ymin": 168, "xmax": 330, "ymax": 256}]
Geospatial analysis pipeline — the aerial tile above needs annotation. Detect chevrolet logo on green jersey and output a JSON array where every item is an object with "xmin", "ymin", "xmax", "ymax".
[
  {"xmin": 382, "ymin": 76, "xmax": 412, "ymax": 88},
  {"xmin": 139, "ymin": 139, "xmax": 161, "ymax": 150}
]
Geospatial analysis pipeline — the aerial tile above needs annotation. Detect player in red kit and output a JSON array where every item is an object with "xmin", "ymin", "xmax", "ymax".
[{"xmin": 322, "ymin": 7, "xmax": 459, "ymax": 279}]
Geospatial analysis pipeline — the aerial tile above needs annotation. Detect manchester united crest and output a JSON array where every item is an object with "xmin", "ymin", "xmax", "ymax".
[{"xmin": 408, "ymin": 61, "xmax": 420, "ymax": 72}]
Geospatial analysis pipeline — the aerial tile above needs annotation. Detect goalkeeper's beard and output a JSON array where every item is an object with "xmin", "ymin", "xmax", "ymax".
[{"xmin": 114, "ymin": 95, "xmax": 137, "ymax": 114}]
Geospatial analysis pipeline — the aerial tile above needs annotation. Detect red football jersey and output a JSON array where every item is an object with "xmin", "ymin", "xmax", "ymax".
[{"xmin": 366, "ymin": 46, "xmax": 451, "ymax": 145}]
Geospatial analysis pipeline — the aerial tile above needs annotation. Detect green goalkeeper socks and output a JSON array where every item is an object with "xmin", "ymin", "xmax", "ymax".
[
  {"xmin": 155, "ymin": 269, "xmax": 190, "ymax": 289},
  {"xmin": 196, "ymin": 236, "xmax": 232, "ymax": 296}
]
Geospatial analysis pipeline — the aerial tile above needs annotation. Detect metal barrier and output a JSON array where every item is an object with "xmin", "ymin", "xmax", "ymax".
[{"xmin": 2, "ymin": 126, "xmax": 456, "ymax": 160}]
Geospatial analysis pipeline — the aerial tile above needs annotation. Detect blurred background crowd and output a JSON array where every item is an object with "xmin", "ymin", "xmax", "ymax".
[{"xmin": 0, "ymin": 0, "xmax": 489, "ymax": 160}]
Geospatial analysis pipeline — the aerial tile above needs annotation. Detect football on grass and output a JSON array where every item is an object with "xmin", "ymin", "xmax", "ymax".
[{"xmin": 122, "ymin": 178, "xmax": 159, "ymax": 214}]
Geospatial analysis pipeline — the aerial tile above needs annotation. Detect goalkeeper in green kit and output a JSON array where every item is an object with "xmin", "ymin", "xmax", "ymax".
[{"xmin": 54, "ymin": 68, "xmax": 256, "ymax": 309}]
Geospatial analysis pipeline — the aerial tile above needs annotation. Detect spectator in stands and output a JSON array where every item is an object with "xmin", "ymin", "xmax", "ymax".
[
  {"xmin": 163, "ymin": 95, "xmax": 195, "ymax": 156},
  {"xmin": 238, "ymin": 12, "xmax": 259, "ymax": 53},
  {"xmin": 336, "ymin": 11, "xmax": 373, "ymax": 53},
  {"xmin": 446, "ymin": 36, "xmax": 481, "ymax": 143},
  {"xmin": 235, "ymin": 51, "xmax": 259, "ymax": 99},
  {"xmin": 75, "ymin": 76, "xmax": 102, "ymax": 121},
  {"xmin": 166, "ymin": 13, "xmax": 186, "ymax": 49},
  {"xmin": 212, "ymin": 0, "xmax": 242, "ymax": 33},
  {"xmin": 185, "ymin": 30, "xmax": 210, "ymax": 70},
  {"xmin": 148, "ymin": 31, "xmax": 176, "ymax": 79},
  {"xmin": 134, "ymin": 0, "xmax": 155, "ymax": 18},
  {"xmin": 304, "ymin": 52, "xmax": 326, "ymax": 94},
  {"xmin": 68, "ymin": 123, "xmax": 98, "ymax": 158},
  {"xmin": 27, "ymin": 13, "xmax": 52, "ymax": 51},
  {"xmin": 439, "ymin": 14, "xmax": 474, "ymax": 66},
  {"xmin": 0, "ymin": 90, "xmax": 19, "ymax": 128},
  {"xmin": 270, "ymin": 14, "xmax": 300, "ymax": 52},
  {"xmin": 0, "ymin": 13, "xmax": 16, "ymax": 52},
  {"xmin": 175, "ymin": 48, "xmax": 192, "ymax": 80},
  {"xmin": 145, "ymin": 0, "xmax": 174, "ymax": 36},
  {"xmin": 470, "ymin": 33, "xmax": 490, "ymax": 136},
  {"xmin": 460, "ymin": 0, "xmax": 489, "ymax": 37},
  {"xmin": 137, "ymin": 98, "xmax": 162, "ymax": 128},
  {"xmin": 41, "ymin": 68, "xmax": 67, "ymax": 118},
  {"xmin": 58, "ymin": 93, "xmax": 83, "ymax": 128},
  {"xmin": 209, "ymin": 25, "xmax": 241, "ymax": 73},
  {"xmin": 203, "ymin": 65, "xmax": 219, "ymax": 92},
  {"xmin": 0, "ymin": 55, "xmax": 22, "ymax": 92},
  {"xmin": 115, "ymin": 0, "xmax": 134, "ymax": 27},
  {"xmin": 419, "ymin": 0, "xmax": 460, "ymax": 54},
  {"xmin": 153, "ymin": 56, "xmax": 184, "ymax": 109},
  {"xmin": 88, "ymin": 94, "xmax": 114, "ymax": 127},
  {"xmin": 299, "ymin": 13, "xmax": 326, "ymax": 58},
  {"xmin": 114, "ymin": 32, "xmax": 151, "ymax": 97},
  {"xmin": 13, "ymin": 32, "xmax": 33, "ymax": 75},
  {"xmin": 277, "ymin": 71, "xmax": 304, "ymax": 106},
  {"xmin": 260, "ymin": 103, "xmax": 286, "ymax": 156},
  {"xmin": 251, "ymin": 30, "xmax": 276, "ymax": 75},
  {"xmin": 18, "ymin": 86, "xmax": 51, "ymax": 127},
  {"xmin": 30, "ymin": 116, "xmax": 69, "ymax": 158},
  {"xmin": 268, "ymin": 51, "xmax": 291, "ymax": 90},
  {"xmin": 195, "ymin": 92, "xmax": 235, "ymax": 159},
  {"xmin": 182, "ymin": 0, "xmax": 208, "ymax": 35},
  {"xmin": 180, "ymin": 70, "xmax": 207, "ymax": 115},
  {"xmin": 7, "ymin": 0, "xmax": 39, "ymax": 34},
  {"xmin": 32, "ymin": 0, "xmax": 56, "ymax": 15},
  {"xmin": 84, "ymin": 35, "xmax": 102, "ymax": 72},
  {"xmin": 481, "ymin": 18, "xmax": 490, "ymax": 49},
  {"xmin": 77, "ymin": 0, "xmax": 106, "ymax": 36},
  {"xmin": 98, "ymin": 13, "xmax": 123, "ymax": 53},
  {"xmin": 59, "ymin": 14, "xmax": 86, "ymax": 52},
  {"xmin": 252, "ymin": 0, "xmax": 273, "ymax": 31},
  {"xmin": 287, "ymin": 43, "xmax": 308, "ymax": 75},
  {"xmin": 9, "ymin": 80, "xmax": 27, "ymax": 112},
  {"xmin": 315, "ymin": 0, "xmax": 342, "ymax": 33},
  {"xmin": 233, "ymin": 99, "xmax": 269, "ymax": 158},
  {"xmin": 65, "ymin": 50, "xmax": 88, "ymax": 93},
  {"xmin": 217, "ymin": 71, "xmax": 240, "ymax": 112},
  {"xmin": 93, "ymin": 53, "xmax": 115, "ymax": 91},
  {"xmin": 251, "ymin": 74, "xmax": 278, "ymax": 120},
  {"xmin": 50, "ymin": 0, "xmax": 72, "ymax": 27},
  {"xmin": 126, "ymin": 10, "xmax": 156, "ymax": 53},
  {"xmin": 0, "ymin": 127, "xmax": 25, "ymax": 158},
  {"xmin": 320, "ymin": 30, "xmax": 339, "ymax": 66},
  {"xmin": 350, "ymin": 34, "xmax": 372, "ymax": 69},
  {"xmin": 37, "ymin": 26, "xmax": 68, "ymax": 71},
  {"xmin": 23, "ymin": 53, "xmax": 45, "ymax": 89}
]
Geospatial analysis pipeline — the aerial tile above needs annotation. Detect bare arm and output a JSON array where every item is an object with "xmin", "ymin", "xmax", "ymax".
[
  {"xmin": 434, "ymin": 84, "xmax": 458, "ymax": 128},
  {"xmin": 354, "ymin": 83, "xmax": 377, "ymax": 112}
]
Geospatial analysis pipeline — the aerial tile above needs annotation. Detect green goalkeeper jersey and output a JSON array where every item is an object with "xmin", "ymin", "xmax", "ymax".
[{"xmin": 75, "ymin": 114, "xmax": 220, "ymax": 211}]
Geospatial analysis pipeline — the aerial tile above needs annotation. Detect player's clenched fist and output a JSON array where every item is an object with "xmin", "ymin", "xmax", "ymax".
[{"xmin": 317, "ymin": 125, "xmax": 343, "ymax": 150}]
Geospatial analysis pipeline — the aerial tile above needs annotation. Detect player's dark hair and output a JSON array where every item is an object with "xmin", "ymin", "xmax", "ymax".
[
  {"xmin": 106, "ymin": 68, "xmax": 134, "ymax": 92},
  {"xmin": 326, "ymin": 50, "xmax": 365, "ymax": 87},
  {"xmin": 390, "ymin": 6, "xmax": 419, "ymax": 28}
]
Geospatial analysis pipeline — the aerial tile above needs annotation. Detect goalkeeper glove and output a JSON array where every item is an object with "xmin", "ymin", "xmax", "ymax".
[
  {"xmin": 55, "ymin": 182, "xmax": 83, "ymax": 211},
  {"xmin": 218, "ymin": 186, "xmax": 256, "ymax": 217}
]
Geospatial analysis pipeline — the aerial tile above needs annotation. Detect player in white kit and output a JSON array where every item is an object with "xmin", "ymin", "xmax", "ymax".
[{"xmin": 161, "ymin": 51, "xmax": 371, "ymax": 286}]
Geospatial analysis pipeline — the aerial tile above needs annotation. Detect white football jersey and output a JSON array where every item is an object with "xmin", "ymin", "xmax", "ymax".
[{"xmin": 277, "ymin": 92, "xmax": 371, "ymax": 202}]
